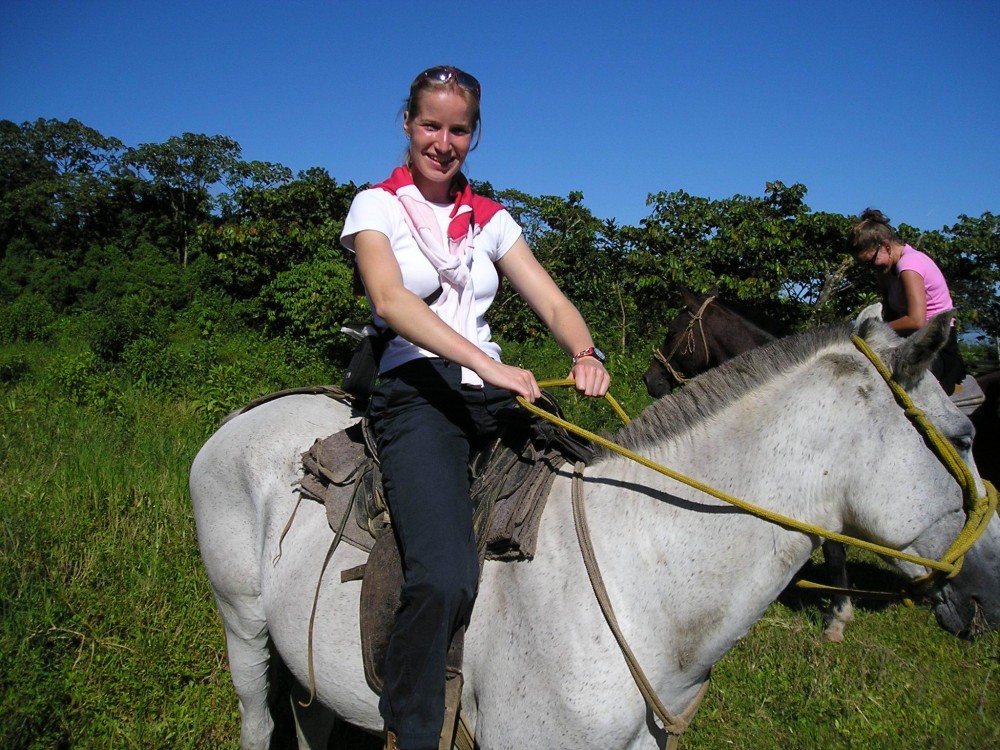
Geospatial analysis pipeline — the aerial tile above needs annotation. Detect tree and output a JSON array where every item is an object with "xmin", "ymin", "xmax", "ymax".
[
  {"xmin": 0, "ymin": 118, "xmax": 125, "ymax": 267},
  {"xmin": 198, "ymin": 167, "xmax": 359, "ymax": 302},
  {"xmin": 488, "ymin": 187, "xmax": 619, "ymax": 343},
  {"xmin": 939, "ymin": 212, "xmax": 1000, "ymax": 339},
  {"xmin": 258, "ymin": 247, "xmax": 368, "ymax": 359},
  {"xmin": 120, "ymin": 133, "xmax": 242, "ymax": 266},
  {"xmin": 625, "ymin": 183, "xmax": 871, "ymax": 334}
]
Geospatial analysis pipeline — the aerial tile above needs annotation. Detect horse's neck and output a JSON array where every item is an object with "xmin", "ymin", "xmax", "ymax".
[
  {"xmin": 577, "ymin": 397, "xmax": 838, "ymax": 674},
  {"xmin": 711, "ymin": 311, "xmax": 774, "ymax": 360},
  {"xmin": 568, "ymin": 462, "xmax": 811, "ymax": 680}
]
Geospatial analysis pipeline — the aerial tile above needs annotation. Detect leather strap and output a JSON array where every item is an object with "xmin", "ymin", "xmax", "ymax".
[{"xmin": 571, "ymin": 461, "xmax": 709, "ymax": 740}]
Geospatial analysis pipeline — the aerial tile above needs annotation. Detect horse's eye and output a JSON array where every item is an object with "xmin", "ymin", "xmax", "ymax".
[{"xmin": 953, "ymin": 435, "xmax": 973, "ymax": 453}]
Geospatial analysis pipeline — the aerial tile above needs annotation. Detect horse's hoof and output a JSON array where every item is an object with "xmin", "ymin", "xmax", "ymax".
[{"xmin": 823, "ymin": 625, "xmax": 846, "ymax": 643}]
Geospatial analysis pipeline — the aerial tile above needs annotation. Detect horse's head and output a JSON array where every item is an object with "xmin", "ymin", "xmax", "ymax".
[
  {"xmin": 855, "ymin": 312, "xmax": 1000, "ymax": 637},
  {"xmin": 643, "ymin": 291, "xmax": 719, "ymax": 398},
  {"xmin": 629, "ymin": 311, "xmax": 997, "ymax": 638},
  {"xmin": 643, "ymin": 290, "xmax": 777, "ymax": 398}
]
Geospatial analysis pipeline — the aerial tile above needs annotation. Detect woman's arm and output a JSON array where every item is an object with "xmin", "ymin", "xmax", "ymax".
[
  {"xmin": 496, "ymin": 238, "xmax": 610, "ymax": 397},
  {"xmin": 888, "ymin": 269, "xmax": 928, "ymax": 334},
  {"xmin": 353, "ymin": 229, "xmax": 542, "ymax": 400}
]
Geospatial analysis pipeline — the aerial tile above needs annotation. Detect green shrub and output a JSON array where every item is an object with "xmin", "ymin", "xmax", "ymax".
[
  {"xmin": 120, "ymin": 336, "xmax": 187, "ymax": 392},
  {"xmin": 90, "ymin": 293, "xmax": 169, "ymax": 362},
  {"xmin": 76, "ymin": 241, "xmax": 196, "ymax": 315},
  {"xmin": 188, "ymin": 332, "xmax": 338, "ymax": 428},
  {"xmin": 258, "ymin": 252, "xmax": 367, "ymax": 361},
  {"xmin": 0, "ymin": 353, "xmax": 29, "ymax": 385},
  {"xmin": 191, "ymin": 362, "xmax": 260, "ymax": 425},
  {"xmin": 45, "ymin": 311, "xmax": 104, "ymax": 353},
  {"xmin": 0, "ymin": 293, "xmax": 56, "ymax": 343},
  {"xmin": 174, "ymin": 289, "xmax": 247, "ymax": 340},
  {"xmin": 45, "ymin": 349, "xmax": 103, "ymax": 396},
  {"xmin": 43, "ymin": 349, "xmax": 123, "ymax": 413}
]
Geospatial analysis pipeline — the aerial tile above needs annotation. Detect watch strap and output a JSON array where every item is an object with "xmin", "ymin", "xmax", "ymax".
[{"xmin": 572, "ymin": 346, "xmax": 605, "ymax": 364}]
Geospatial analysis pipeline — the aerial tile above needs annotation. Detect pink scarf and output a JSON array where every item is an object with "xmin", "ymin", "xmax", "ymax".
[{"xmin": 375, "ymin": 167, "xmax": 504, "ymax": 386}]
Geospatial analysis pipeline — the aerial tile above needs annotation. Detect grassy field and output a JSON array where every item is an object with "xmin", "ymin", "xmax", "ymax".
[{"xmin": 2, "ymin": 336, "xmax": 998, "ymax": 750}]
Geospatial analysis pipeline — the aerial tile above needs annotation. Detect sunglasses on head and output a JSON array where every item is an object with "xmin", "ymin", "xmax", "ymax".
[{"xmin": 419, "ymin": 66, "xmax": 481, "ymax": 99}]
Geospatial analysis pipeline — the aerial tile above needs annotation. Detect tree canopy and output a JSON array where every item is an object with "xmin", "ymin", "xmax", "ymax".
[{"xmin": 2, "ymin": 117, "xmax": 997, "ymax": 363}]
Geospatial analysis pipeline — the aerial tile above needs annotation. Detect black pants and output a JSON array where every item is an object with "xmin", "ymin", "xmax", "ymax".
[
  {"xmin": 369, "ymin": 358, "xmax": 515, "ymax": 749},
  {"xmin": 931, "ymin": 326, "xmax": 966, "ymax": 396}
]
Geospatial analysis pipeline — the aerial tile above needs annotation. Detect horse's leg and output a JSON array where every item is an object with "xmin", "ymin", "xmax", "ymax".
[
  {"xmin": 820, "ymin": 540, "xmax": 854, "ymax": 642},
  {"xmin": 213, "ymin": 594, "xmax": 278, "ymax": 750}
]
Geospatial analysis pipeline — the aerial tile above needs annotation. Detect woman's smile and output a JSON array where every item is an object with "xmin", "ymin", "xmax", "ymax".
[{"xmin": 403, "ymin": 88, "xmax": 473, "ymax": 201}]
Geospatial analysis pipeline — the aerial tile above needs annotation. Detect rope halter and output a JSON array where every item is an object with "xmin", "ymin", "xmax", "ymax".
[{"xmin": 651, "ymin": 295, "xmax": 716, "ymax": 387}]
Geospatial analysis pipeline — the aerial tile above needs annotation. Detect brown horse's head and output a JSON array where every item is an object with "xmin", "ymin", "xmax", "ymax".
[{"xmin": 643, "ymin": 289, "xmax": 778, "ymax": 398}]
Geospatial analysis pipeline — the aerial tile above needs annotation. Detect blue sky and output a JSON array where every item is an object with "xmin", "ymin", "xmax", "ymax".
[{"xmin": 2, "ymin": 1, "xmax": 997, "ymax": 232}]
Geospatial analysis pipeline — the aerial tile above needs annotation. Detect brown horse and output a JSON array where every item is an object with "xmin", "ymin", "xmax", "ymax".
[
  {"xmin": 972, "ymin": 368, "xmax": 1000, "ymax": 482},
  {"xmin": 644, "ymin": 289, "xmax": 1000, "ymax": 641},
  {"xmin": 643, "ymin": 289, "xmax": 777, "ymax": 397}
]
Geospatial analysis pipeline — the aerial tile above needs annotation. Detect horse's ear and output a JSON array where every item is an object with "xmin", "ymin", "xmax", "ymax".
[
  {"xmin": 681, "ymin": 287, "xmax": 701, "ymax": 308},
  {"xmin": 853, "ymin": 303, "xmax": 883, "ymax": 329},
  {"xmin": 892, "ymin": 310, "xmax": 955, "ymax": 389}
]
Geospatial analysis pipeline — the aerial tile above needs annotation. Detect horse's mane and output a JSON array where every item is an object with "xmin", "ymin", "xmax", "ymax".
[
  {"xmin": 707, "ymin": 296, "xmax": 791, "ymax": 339},
  {"xmin": 678, "ymin": 290, "xmax": 794, "ymax": 340},
  {"xmin": 604, "ymin": 322, "xmax": 857, "ymax": 458}
]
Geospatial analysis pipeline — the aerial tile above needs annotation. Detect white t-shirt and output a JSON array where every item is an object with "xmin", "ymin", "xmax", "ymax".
[{"xmin": 341, "ymin": 186, "xmax": 523, "ymax": 374}]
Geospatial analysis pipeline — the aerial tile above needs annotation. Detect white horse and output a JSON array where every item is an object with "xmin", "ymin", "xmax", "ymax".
[{"xmin": 190, "ymin": 314, "xmax": 1000, "ymax": 750}]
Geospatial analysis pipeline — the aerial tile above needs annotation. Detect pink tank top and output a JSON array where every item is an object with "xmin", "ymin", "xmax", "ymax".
[{"xmin": 885, "ymin": 244, "xmax": 955, "ymax": 322}]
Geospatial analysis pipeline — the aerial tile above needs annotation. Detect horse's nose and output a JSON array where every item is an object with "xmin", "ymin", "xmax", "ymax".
[{"xmin": 643, "ymin": 367, "xmax": 668, "ymax": 399}]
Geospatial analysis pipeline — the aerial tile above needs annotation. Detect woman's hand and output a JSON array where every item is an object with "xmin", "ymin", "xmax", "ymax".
[
  {"xmin": 569, "ymin": 357, "xmax": 610, "ymax": 398},
  {"xmin": 477, "ymin": 359, "xmax": 542, "ymax": 402}
]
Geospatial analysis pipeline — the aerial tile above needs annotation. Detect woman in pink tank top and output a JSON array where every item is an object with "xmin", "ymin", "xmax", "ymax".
[{"xmin": 848, "ymin": 208, "xmax": 966, "ymax": 395}]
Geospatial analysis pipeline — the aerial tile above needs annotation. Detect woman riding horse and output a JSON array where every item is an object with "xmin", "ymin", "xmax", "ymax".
[{"xmin": 340, "ymin": 65, "xmax": 609, "ymax": 750}]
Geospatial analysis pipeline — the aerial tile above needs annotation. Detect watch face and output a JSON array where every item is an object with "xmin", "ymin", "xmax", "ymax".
[{"xmin": 592, "ymin": 347, "xmax": 606, "ymax": 362}]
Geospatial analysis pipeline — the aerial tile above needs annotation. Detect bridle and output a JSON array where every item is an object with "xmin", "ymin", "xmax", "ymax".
[{"xmin": 652, "ymin": 295, "xmax": 716, "ymax": 386}]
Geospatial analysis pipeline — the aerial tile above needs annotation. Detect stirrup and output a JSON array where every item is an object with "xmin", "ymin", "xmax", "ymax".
[{"xmin": 384, "ymin": 729, "xmax": 399, "ymax": 750}]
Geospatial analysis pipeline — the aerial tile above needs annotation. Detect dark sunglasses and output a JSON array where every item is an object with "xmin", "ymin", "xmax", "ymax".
[
  {"xmin": 865, "ymin": 243, "xmax": 885, "ymax": 268},
  {"xmin": 419, "ymin": 66, "xmax": 481, "ymax": 99}
]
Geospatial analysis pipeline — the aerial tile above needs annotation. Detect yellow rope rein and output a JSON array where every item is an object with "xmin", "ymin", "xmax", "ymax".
[
  {"xmin": 519, "ymin": 335, "xmax": 996, "ymax": 586},
  {"xmin": 849, "ymin": 336, "xmax": 997, "ymax": 588}
]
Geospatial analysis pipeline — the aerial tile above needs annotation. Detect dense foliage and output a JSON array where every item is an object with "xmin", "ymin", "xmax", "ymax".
[{"xmin": 2, "ymin": 117, "xmax": 998, "ymax": 372}]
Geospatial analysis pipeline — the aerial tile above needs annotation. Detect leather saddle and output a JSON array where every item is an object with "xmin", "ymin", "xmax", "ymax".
[{"xmin": 296, "ymin": 392, "xmax": 594, "ymax": 695}]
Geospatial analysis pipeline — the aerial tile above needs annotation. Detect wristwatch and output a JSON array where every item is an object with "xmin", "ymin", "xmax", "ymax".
[{"xmin": 572, "ymin": 346, "xmax": 606, "ymax": 365}]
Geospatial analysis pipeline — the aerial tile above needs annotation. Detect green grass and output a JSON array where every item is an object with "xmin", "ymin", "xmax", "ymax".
[
  {"xmin": 688, "ymin": 601, "xmax": 1000, "ymax": 749},
  {"xmin": 2, "ymin": 334, "xmax": 998, "ymax": 749},
  {"xmin": 0, "ymin": 368, "xmax": 237, "ymax": 748}
]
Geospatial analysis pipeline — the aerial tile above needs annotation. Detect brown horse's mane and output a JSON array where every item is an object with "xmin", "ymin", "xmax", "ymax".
[
  {"xmin": 709, "ymin": 296, "xmax": 794, "ymax": 339},
  {"xmin": 678, "ymin": 289, "xmax": 794, "ymax": 340},
  {"xmin": 603, "ymin": 322, "xmax": 855, "ymax": 459}
]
